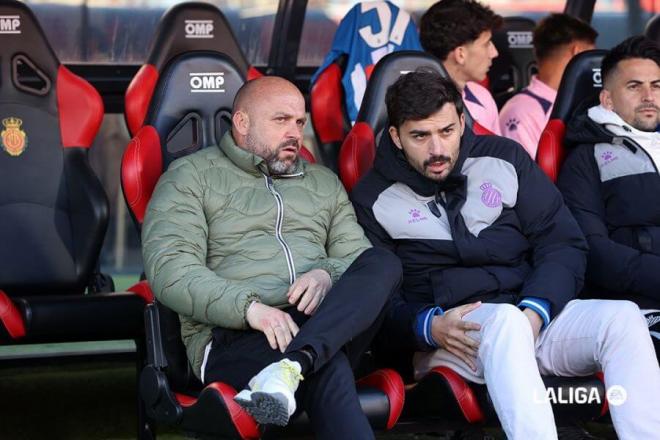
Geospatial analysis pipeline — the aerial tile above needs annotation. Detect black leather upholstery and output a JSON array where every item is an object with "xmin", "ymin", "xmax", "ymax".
[
  {"xmin": 489, "ymin": 16, "xmax": 537, "ymax": 108},
  {"xmin": 146, "ymin": 51, "xmax": 245, "ymax": 169}
]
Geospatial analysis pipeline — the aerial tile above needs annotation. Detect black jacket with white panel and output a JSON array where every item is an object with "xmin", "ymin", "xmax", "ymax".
[{"xmin": 351, "ymin": 128, "xmax": 587, "ymax": 351}]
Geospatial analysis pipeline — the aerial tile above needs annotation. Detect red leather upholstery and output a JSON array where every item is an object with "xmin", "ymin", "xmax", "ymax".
[
  {"xmin": 0, "ymin": 290, "xmax": 26, "ymax": 339},
  {"xmin": 125, "ymin": 64, "xmax": 159, "ymax": 137},
  {"xmin": 311, "ymin": 63, "xmax": 345, "ymax": 144},
  {"xmin": 57, "ymin": 65, "xmax": 104, "ymax": 148},
  {"xmin": 357, "ymin": 368, "xmax": 405, "ymax": 429},
  {"xmin": 127, "ymin": 280, "xmax": 155, "ymax": 304},
  {"xmin": 174, "ymin": 383, "xmax": 260, "ymax": 440},
  {"xmin": 338, "ymin": 122, "xmax": 375, "ymax": 192},
  {"xmin": 536, "ymin": 119, "xmax": 567, "ymax": 183},
  {"xmin": 247, "ymin": 66, "xmax": 262, "ymax": 81},
  {"xmin": 473, "ymin": 121, "xmax": 493, "ymax": 136},
  {"xmin": 430, "ymin": 366, "xmax": 485, "ymax": 423},
  {"xmin": 299, "ymin": 146, "xmax": 316, "ymax": 163},
  {"xmin": 206, "ymin": 382, "xmax": 260, "ymax": 440},
  {"xmin": 121, "ymin": 126, "xmax": 163, "ymax": 224}
]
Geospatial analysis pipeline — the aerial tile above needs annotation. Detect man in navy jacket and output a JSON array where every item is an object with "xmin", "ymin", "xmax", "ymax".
[
  {"xmin": 558, "ymin": 36, "xmax": 660, "ymax": 356},
  {"xmin": 352, "ymin": 71, "xmax": 660, "ymax": 439}
]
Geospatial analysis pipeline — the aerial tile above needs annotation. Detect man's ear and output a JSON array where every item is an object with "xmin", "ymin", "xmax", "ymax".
[
  {"xmin": 389, "ymin": 126, "xmax": 403, "ymax": 150},
  {"xmin": 450, "ymin": 45, "xmax": 466, "ymax": 66},
  {"xmin": 232, "ymin": 110, "xmax": 250, "ymax": 136},
  {"xmin": 600, "ymin": 89, "xmax": 613, "ymax": 110},
  {"xmin": 459, "ymin": 113, "xmax": 466, "ymax": 136}
]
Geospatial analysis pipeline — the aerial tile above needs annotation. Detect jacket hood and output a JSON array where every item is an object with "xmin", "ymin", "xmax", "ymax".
[
  {"xmin": 218, "ymin": 131, "xmax": 305, "ymax": 177},
  {"xmin": 373, "ymin": 125, "xmax": 475, "ymax": 197},
  {"xmin": 565, "ymin": 105, "xmax": 655, "ymax": 151}
]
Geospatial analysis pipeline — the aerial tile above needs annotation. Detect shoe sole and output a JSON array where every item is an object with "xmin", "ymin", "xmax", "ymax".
[{"xmin": 234, "ymin": 391, "xmax": 290, "ymax": 426}]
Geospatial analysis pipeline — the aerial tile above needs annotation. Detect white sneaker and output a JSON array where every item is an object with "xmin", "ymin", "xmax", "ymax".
[{"xmin": 234, "ymin": 358, "xmax": 304, "ymax": 426}]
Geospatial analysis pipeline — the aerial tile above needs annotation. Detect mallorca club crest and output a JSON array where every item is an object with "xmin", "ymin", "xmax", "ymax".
[
  {"xmin": 480, "ymin": 182, "xmax": 502, "ymax": 208},
  {"xmin": 1, "ymin": 117, "xmax": 27, "ymax": 156}
]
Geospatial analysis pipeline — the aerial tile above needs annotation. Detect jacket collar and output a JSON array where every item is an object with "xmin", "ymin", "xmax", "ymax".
[
  {"xmin": 373, "ymin": 126, "xmax": 474, "ymax": 197},
  {"xmin": 218, "ymin": 131, "xmax": 305, "ymax": 177}
]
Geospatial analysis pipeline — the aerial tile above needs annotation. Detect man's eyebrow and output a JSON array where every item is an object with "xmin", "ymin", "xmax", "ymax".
[{"xmin": 409, "ymin": 129, "xmax": 430, "ymax": 135}]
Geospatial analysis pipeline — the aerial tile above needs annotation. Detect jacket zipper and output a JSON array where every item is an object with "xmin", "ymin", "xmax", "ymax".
[{"xmin": 264, "ymin": 175, "xmax": 297, "ymax": 284}]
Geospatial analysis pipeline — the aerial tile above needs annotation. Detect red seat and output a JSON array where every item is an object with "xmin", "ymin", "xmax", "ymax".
[
  {"xmin": 536, "ymin": 49, "xmax": 607, "ymax": 182},
  {"xmin": 124, "ymin": 1, "xmax": 262, "ymax": 138},
  {"xmin": 121, "ymin": 50, "xmax": 404, "ymax": 438}
]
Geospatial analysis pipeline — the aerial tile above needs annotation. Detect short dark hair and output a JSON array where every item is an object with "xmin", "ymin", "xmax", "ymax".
[
  {"xmin": 601, "ymin": 36, "xmax": 660, "ymax": 86},
  {"xmin": 420, "ymin": 0, "xmax": 503, "ymax": 61},
  {"xmin": 533, "ymin": 14, "xmax": 597, "ymax": 62},
  {"xmin": 386, "ymin": 70, "xmax": 464, "ymax": 129}
]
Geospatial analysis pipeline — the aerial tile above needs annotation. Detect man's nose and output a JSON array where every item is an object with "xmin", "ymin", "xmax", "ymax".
[{"xmin": 489, "ymin": 41, "xmax": 498, "ymax": 59}]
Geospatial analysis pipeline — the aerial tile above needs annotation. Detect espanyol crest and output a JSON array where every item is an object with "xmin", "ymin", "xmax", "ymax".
[{"xmin": 1, "ymin": 117, "xmax": 27, "ymax": 156}]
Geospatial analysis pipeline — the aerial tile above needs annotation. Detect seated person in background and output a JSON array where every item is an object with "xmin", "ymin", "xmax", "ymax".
[
  {"xmin": 420, "ymin": 0, "xmax": 502, "ymax": 135},
  {"xmin": 558, "ymin": 36, "xmax": 660, "ymax": 356},
  {"xmin": 499, "ymin": 14, "xmax": 597, "ymax": 158},
  {"xmin": 351, "ymin": 70, "xmax": 660, "ymax": 440},
  {"xmin": 142, "ymin": 76, "xmax": 402, "ymax": 437}
]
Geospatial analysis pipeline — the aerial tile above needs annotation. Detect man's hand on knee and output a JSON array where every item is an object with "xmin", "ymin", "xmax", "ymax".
[
  {"xmin": 287, "ymin": 269, "xmax": 332, "ymax": 315},
  {"xmin": 522, "ymin": 308, "xmax": 543, "ymax": 342},
  {"xmin": 431, "ymin": 302, "xmax": 482, "ymax": 371},
  {"xmin": 246, "ymin": 302, "xmax": 300, "ymax": 352}
]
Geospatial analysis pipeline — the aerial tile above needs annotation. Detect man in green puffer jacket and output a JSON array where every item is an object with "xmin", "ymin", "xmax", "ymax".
[{"xmin": 142, "ymin": 76, "xmax": 402, "ymax": 437}]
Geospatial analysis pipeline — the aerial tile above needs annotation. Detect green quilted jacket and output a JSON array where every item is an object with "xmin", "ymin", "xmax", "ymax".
[{"xmin": 142, "ymin": 132, "xmax": 371, "ymax": 379}]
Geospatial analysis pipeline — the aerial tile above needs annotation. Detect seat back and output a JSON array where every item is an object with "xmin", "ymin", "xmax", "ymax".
[
  {"xmin": 125, "ymin": 2, "xmax": 261, "ymax": 137},
  {"xmin": 536, "ymin": 49, "xmax": 607, "ymax": 182},
  {"xmin": 489, "ymin": 16, "xmax": 537, "ymax": 108},
  {"xmin": 338, "ymin": 51, "xmax": 485, "ymax": 192},
  {"xmin": 646, "ymin": 14, "xmax": 660, "ymax": 43},
  {"xmin": 122, "ymin": 51, "xmax": 245, "ymax": 227},
  {"xmin": 0, "ymin": 0, "xmax": 106, "ymax": 295},
  {"xmin": 310, "ymin": 1, "xmax": 422, "ymax": 170}
]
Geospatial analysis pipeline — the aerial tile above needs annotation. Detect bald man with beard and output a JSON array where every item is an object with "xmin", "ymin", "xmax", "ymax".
[{"xmin": 142, "ymin": 76, "xmax": 401, "ymax": 437}]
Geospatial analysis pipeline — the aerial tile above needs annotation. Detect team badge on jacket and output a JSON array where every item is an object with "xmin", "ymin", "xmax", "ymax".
[{"xmin": 1, "ymin": 117, "xmax": 27, "ymax": 156}]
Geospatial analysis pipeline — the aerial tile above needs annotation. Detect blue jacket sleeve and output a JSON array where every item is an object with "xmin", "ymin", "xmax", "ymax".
[
  {"xmin": 513, "ymin": 146, "xmax": 588, "ymax": 319},
  {"xmin": 558, "ymin": 146, "xmax": 660, "ymax": 301}
]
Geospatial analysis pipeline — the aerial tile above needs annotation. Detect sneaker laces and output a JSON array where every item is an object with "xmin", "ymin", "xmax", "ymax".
[{"xmin": 281, "ymin": 361, "xmax": 304, "ymax": 388}]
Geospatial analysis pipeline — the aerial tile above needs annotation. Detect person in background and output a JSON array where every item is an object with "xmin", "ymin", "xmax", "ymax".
[
  {"xmin": 420, "ymin": 0, "xmax": 502, "ymax": 134},
  {"xmin": 500, "ymin": 14, "xmax": 597, "ymax": 158}
]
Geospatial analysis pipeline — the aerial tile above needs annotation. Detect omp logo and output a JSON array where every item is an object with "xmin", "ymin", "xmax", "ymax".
[
  {"xmin": 184, "ymin": 19, "xmax": 213, "ymax": 39},
  {"xmin": 592, "ymin": 68, "xmax": 602, "ymax": 88},
  {"xmin": 0, "ymin": 15, "xmax": 21, "ymax": 34},
  {"xmin": 507, "ymin": 31, "xmax": 533, "ymax": 48},
  {"xmin": 189, "ymin": 72, "xmax": 225, "ymax": 93}
]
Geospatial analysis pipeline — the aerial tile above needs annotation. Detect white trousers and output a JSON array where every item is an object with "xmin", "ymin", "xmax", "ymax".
[{"xmin": 413, "ymin": 300, "xmax": 660, "ymax": 440}]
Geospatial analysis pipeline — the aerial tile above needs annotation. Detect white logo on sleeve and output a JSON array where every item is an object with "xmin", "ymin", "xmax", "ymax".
[
  {"xmin": 189, "ymin": 72, "xmax": 225, "ymax": 93},
  {"xmin": 592, "ymin": 68, "xmax": 602, "ymax": 88},
  {"xmin": 0, "ymin": 15, "xmax": 21, "ymax": 34},
  {"xmin": 507, "ymin": 31, "xmax": 533, "ymax": 49},
  {"xmin": 184, "ymin": 19, "xmax": 214, "ymax": 39}
]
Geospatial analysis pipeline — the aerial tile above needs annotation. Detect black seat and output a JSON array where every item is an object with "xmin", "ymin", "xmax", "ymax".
[
  {"xmin": 0, "ymin": 0, "xmax": 149, "ymax": 342},
  {"xmin": 489, "ymin": 16, "xmax": 537, "ymax": 108},
  {"xmin": 122, "ymin": 50, "xmax": 403, "ymax": 439},
  {"xmin": 537, "ymin": 49, "xmax": 607, "ymax": 182},
  {"xmin": 124, "ymin": 1, "xmax": 262, "ymax": 137},
  {"xmin": 645, "ymin": 14, "xmax": 660, "ymax": 43}
]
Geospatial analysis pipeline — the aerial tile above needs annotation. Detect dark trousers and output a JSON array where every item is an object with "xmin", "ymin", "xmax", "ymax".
[{"xmin": 204, "ymin": 247, "xmax": 402, "ymax": 439}]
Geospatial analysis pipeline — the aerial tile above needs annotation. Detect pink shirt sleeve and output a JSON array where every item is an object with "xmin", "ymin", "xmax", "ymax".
[
  {"xmin": 463, "ymin": 82, "xmax": 501, "ymax": 136},
  {"xmin": 499, "ymin": 93, "xmax": 550, "ymax": 159}
]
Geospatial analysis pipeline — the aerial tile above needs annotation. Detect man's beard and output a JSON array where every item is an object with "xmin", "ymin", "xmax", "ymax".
[
  {"xmin": 632, "ymin": 104, "xmax": 660, "ymax": 132},
  {"xmin": 422, "ymin": 154, "xmax": 453, "ymax": 181},
  {"xmin": 246, "ymin": 133, "xmax": 299, "ymax": 175}
]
